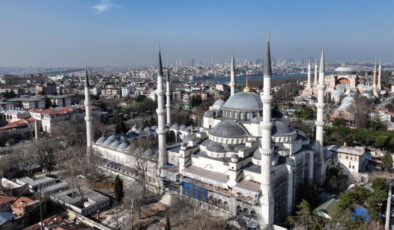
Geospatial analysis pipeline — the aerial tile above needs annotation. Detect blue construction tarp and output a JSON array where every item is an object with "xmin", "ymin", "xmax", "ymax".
[
  {"xmin": 182, "ymin": 181, "xmax": 208, "ymax": 203},
  {"xmin": 351, "ymin": 206, "xmax": 371, "ymax": 222}
]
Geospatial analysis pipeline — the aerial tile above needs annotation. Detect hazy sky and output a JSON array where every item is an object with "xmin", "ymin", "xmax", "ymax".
[{"xmin": 0, "ymin": 0, "xmax": 393, "ymax": 67}]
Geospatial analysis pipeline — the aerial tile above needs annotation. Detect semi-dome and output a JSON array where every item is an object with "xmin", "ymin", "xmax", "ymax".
[
  {"xmin": 253, "ymin": 149, "xmax": 261, "ymax": 160},
  {"xmin": 209, "ymin": 121, "xmax": 248, "ymax": 138},
  {"xmin": 183, "ymin": 134, "xmax": 199, "ymax": 143},
  {"xmin": 213, "ymin": 99, "xmax": 225, "ymax": 106},
  {"xmin": 272, "ymin": 120, "xmax": 293, "ymax": 136},
  {"xmin": 222, "ymin": 92, "xmax": 262, "ymax": 111},
  {"xmin": 207, "ymin": 141, "xmax": 225, "ymax": 152}
]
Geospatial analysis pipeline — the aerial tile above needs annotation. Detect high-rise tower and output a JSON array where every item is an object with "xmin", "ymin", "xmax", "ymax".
[
  {"xmin": 166, "ymin": 69, "xmax": 171, "ymax": 125},
  {"xmin": 259, "ymin": 32, "xmax": 274, "ymax": 229},
  {"xmin": 85, "ymin": 65, "xmax": 93, "ymax": 151},
  {"xmin": 315, "ymin": 47, "xmax": 326, "ymax": 185},
  {"xmin": 157, "ymin": 48, "xmax": 167, "ymax": 168},
  {"xmin": 230, "ymin": 49, "xmax": 236, "ymax": 96},
  {"xmin": 307, "ymin": 60, "xmax": 311, "ymax": 89}
]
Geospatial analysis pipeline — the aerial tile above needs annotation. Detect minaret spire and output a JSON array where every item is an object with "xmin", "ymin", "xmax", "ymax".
[
  {"xmin": 377, "ymin": 58, "xmax": 382, "ymax": 91},
  {"xmin": 314, "ymin": 60, "xmax": 318, "ymax": 87},
  {"xmin": 157, "ymin": 47, "xmax": 167, "ymax": 169},
  {"xmin": 259, "ymin": 31, "xmax": 274, "ymax": 229},
  {"xmin": 307, "ymin": 60, "xmax": 311, "ymax": 89},
  {"xmin": 230, "ymin": 49, "xmax": 236, "ymax": 96},
  {"xmin": 84, "ymin": 65, "xmax": 93, "ymax": 152},
  {"xmin": 373, "ymin": 59, "xmax": 377, "ymax": 96},
  {"xmin": 166, "ymin": 69, "xmax": 172, "ymax": 125},
  {"xmin": 315, "ymin": 46, "xmax": 326, "ymax": 185}
]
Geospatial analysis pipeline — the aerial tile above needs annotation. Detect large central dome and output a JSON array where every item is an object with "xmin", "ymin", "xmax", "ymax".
[{"xmin": 222, "ymin": 92, "xmax": 262, "ymax": 111}]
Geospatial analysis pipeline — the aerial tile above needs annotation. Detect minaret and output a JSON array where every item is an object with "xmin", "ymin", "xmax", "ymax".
[
  {"xmin": 377, "ymin": 58, "xmax": 382, "ymax": 91},
  {"xmin": 157, "ymin": 47, "xmax": 167, "ymax": 168},
  {"xmin": 315, "ymin": 47, "xmax": 326, "ymax": 185},
  {"xmin": 372, "ymin": 60, "xmax": 377, "ymax": 93},
  {"xmin": 230, "ymin": 49, "xmax": 236, "ymax": 96},
  {"xmin": 166, "ymin": 69, "xmax": 171, "ymax": 125},
  {"xmin": 314, "ymin": 60, "xmax": 318, "ymax": 87},
  {"xmin": 259, "ymin": 32, "xmax": 274, "ymax": 229},
  {"xmin": 85, "ymin": 65, "xmax": 93, "ymax": 150},
  {"xmin": 307, "ymin": 60, "xmax": 311, "ymax": 89}
]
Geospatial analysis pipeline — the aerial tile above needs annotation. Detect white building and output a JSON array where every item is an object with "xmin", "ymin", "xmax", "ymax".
[{"xmin": 335, "ymin": 146, "xmax": 368, "ymax": 182}]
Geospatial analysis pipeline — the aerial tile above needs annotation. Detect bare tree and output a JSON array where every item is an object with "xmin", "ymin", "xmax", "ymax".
[{"xmin": 123, "ymin": 182, "xmax": 145, "ymax": 228}]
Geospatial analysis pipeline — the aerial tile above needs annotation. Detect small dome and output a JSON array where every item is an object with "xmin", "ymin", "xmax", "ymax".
[
  {"xmin": 222, "ymin": 92, "xmax": 262, "ymax": 111},
  {"xmin": 96, "ymin": 136, "xmax": 106, "ymax": 144},
  {"xmin": 110, "ymin": 140, "xmax": 120, "ymax": 148},
  {"xmin": 213, "ymin": 100, "xmax": 225, "ymax": 106},
  {"xmin": 170, "ymin": 123, "xmax": 180, "ymax": 130},
  {"xmin": 209, "ymin": 121, "xmax": 247, "ymax": 138},
  {"xmin": 117, "ymin": 133, "xmax": 127, "ymax": 141},
  {"xmin": 231, "ymin": 154, "xmax": 239, "ymax": 162},
  {"xmin": 126, "ymin": 131, "xmax": 138, "ymax": 138},
  {"xmin": 117, "ymin": 141, "xmax": 130, "ymax": 150},
  {"xmin": 103, "ymin": 135, "xmax": 116, "ymax": 145}
]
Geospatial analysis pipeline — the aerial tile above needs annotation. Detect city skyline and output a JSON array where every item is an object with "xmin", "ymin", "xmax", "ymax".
[{"xmin": 1, "ymin": 0, "xmax": 394, "ymax": 67}]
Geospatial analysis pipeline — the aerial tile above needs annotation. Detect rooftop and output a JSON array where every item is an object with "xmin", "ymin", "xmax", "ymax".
[
  {"xmin": 0, "ymin": 195, "xmax": 16, "ymax": 205},
  {"xmin": 336, "ymin": 146, "xmax": 365, "ymax": 156},
  {"xmin": 12, "ymin": 196, "xmax": 37, "ymax": 209}
]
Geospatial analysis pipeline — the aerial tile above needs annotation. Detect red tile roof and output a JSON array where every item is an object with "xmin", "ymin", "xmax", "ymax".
[
  {"xmin": 0, "ymin": 118, "xmax": 35, "ymax": 130},
  {"xmin": 0, "ymin": 195, "xmax": 16, "ymax": 205},
  {"xmin": 12, "ymin": 196, "xmax": 36, "ymax": 208},
  {"xmin": 31, "ymin": 106, "xmax": 98, "ymax": 115}
]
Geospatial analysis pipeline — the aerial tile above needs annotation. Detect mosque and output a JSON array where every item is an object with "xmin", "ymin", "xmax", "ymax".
[
  {"xmin": 300, "ymin": 59, "xmax": 383, "ymax": 103},
  {"xmin": 84, "ymin": 34, "xmax": 333, "ymax": 229}
]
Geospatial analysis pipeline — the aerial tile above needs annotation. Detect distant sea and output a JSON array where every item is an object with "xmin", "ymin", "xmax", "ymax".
[{"xmin": 194, "ymin": 73, "xmax": 307, "ymax": 83}]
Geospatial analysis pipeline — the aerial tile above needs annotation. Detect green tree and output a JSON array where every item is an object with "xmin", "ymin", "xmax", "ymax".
[
  {"xmin": 190, "ymin": 95, "xmax": 202, "ymax": 107},
  {"xmin": 366, "ymin": 189, "xmax": 387, "ymax": 223},
  {"xmin": 114, "ymin": 175, "xmax": 124, "ymax": 203},
  {"xmin": 372, "ymin": 177, "xmax": 388, "ymax": 191},
  {"xmin": 165, "ymin": 216, "xmax": 171, "ymax": 230},
  {"xmin": 135, "ymin": 95, "xmax": 146, "ymax": 102},
  {"xmin": 112, "ymin": 114, "xmax": 128, "ymax": 134},
  {"xmin": 332, "ymin": 118, "xmax": 347, "ymax": 127},
  {"xmin": 381, "ymin": 152, "xmax": 393, "ymax": 171},
  {"xmin": 288, "ymin": 200, "xmax": 322, "ymax": 230}
]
